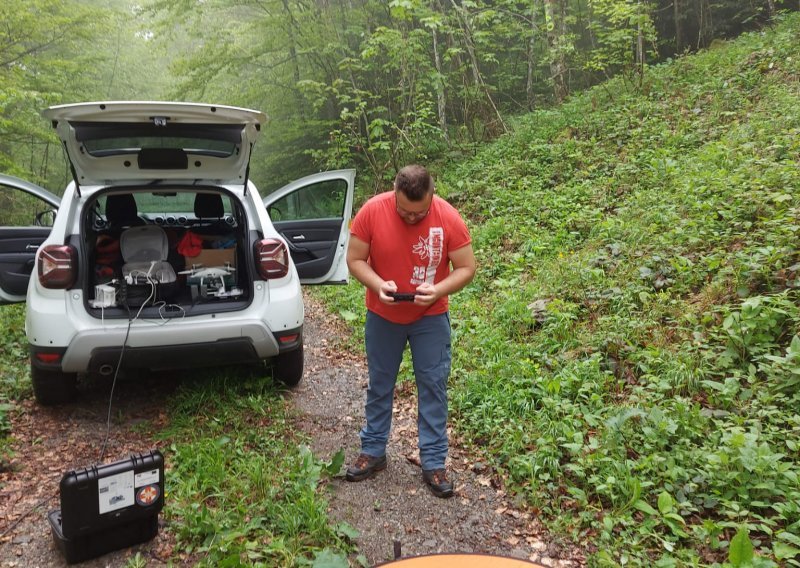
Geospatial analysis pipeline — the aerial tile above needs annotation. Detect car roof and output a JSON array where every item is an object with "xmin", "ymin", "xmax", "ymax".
[{"xmin": 43, "ymin": 102, "xmax": 267, "ymax": 187}]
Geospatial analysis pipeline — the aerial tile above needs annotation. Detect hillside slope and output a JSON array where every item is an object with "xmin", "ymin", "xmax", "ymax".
[{"xmin": 433, "ymin": 12, "xmax": 800, "ymax": 567}]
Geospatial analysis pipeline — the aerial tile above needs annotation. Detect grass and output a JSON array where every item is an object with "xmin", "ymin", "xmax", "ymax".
[
  {"xmin": 0, "ymin": 305, "xmax": 31, "ymax": 465},
  {"xmin": 316, "ymin": 12, "xmax": 800, "ymax": 567},
  {"xmin": 0, "ymin": 300, "xmax": 356, "ymax": 567},
  {"xmin": 2, "ymin": 11, "xmax": 799, "ymax": 568},
  {"xmin": 156, "ymin": 371, "xmax": 355, "ymax": 566}
]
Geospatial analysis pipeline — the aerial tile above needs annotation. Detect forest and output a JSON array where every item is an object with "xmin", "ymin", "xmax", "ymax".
[
  {"xmin": 2, "ymin": 0, "xmax": 800, "ymax": 566},
  {"xmin": 1, "ymin": 0, "xmax": 796, "ymax": 193}
]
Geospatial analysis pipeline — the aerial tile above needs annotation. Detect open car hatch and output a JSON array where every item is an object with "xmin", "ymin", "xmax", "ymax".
[{"xmin": 43, "ymin": 102, "xmax": 267, "ymax": 187}]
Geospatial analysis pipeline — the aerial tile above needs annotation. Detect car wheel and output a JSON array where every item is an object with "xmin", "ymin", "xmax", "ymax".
[
  {"xmin": 31, "ymin": 365, "xmax": 78, "ymax": 405},
  {"xmin": 272, "ymin": 345, "xmax": 304, "ymax": 387}
]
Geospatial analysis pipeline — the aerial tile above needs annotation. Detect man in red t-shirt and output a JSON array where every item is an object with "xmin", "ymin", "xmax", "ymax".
[{"xmin": 345, "ymin": 164, "xmax": 476, "ymax": 498}]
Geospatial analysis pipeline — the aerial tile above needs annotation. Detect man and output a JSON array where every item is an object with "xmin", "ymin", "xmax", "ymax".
[{"xmin": 345, "ymin": 164, "xmax": 476, "ymax": 498}]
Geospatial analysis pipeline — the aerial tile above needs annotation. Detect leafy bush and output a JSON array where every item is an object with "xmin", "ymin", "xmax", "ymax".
[
  {"xmin": 159, "ymin": 373, "xmax": 355, "ymax": 566},
  {"xmin": 322, "ymin": 13, "xmax": 800, "ymax": 566}
]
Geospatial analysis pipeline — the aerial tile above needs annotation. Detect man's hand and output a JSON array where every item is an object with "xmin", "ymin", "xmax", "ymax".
[
  {"xmin": 378, "ymin": 281, "xmax": 399, "ymax": 304},
  {"xmin": 413, "ymin": 282, "xmax": 438, "ymax": 306}
]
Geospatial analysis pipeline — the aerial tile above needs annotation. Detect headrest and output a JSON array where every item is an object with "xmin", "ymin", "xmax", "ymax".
[
  {"xmin": 194, "ymin": 193, "xmax": 224, "ymax": 219},
  {"xmin": 105, "ymin": 194, "xmax": 141, "ymax": 228}
]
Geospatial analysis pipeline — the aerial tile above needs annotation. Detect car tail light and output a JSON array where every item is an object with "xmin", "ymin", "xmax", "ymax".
[
  {"xmin": 35, "ymin": 352, "xmax": 62, "ymax": 364},
  {"xmin": 38, "ymin": 245, "xmax": 77, "ymax": 289},
  {"xmin": 254, "ymin": 238, "xmax": 289, "ymax": 279}
]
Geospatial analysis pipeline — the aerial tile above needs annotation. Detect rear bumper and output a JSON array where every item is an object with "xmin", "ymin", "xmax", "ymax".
[
  {"xmin": 27, "ymin": 282, "xmax": 305, "ymax": 373},
  {"xmin": 86, "ymin": 338, "xmax": 262, "ymax": 373},
  {"xmin": 53, "ymin": 320, "xmax": 303, "ymax": 373},
  {"xmin": 30, "ymin": 325, "xmax": 303, "ymax": 374}
]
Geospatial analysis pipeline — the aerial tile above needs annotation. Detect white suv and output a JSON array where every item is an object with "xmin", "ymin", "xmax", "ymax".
[{"xmin": 0, "ymin": 101, "xmax": 354, "ymax": 405}]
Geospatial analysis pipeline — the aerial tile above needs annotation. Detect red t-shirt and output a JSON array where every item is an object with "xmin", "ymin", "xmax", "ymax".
[{"xmin": 350, "ymin": 191, "xmax": 472, "ymax": 324}]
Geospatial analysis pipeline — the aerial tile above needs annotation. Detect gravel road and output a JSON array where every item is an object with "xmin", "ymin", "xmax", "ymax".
[{"xmin": 0, "ymin": 294, "xmax": 585, "ymax": 567}]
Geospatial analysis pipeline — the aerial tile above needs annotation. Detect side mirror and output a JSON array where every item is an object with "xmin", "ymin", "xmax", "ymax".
[
  {"xmin": 34, "ymin": 209, "xmax": 57, "ymax": 227},
  {"xmin": 267, "ymin": 204, "xmax": 284, "ymax": 221}
]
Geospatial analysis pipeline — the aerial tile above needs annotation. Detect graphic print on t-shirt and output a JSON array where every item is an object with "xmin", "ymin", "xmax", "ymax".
[{"xmin": 411, "ymin": 227, "xmax": 444, "ymax": 286}]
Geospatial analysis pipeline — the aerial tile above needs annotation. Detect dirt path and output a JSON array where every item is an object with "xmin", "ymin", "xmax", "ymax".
[
  {"xmin": 294, "ymin": 295, "xmax": 583, "ymax": 567},
  {"xmin": 0, "ymin": 295, "xmax": 585, "ymax": 567}
]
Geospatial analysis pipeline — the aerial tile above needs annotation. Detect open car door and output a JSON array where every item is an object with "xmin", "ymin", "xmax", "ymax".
[
  {"xmin": 264, "ymin": 169, "xmax": 355, "ymax": 284},
  {"xmin": 0, "ymin": 174, "xmax": 61, "ymax": 305}
]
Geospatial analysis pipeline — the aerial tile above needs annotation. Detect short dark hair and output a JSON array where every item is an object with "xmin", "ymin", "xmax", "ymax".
[{"xmin": 394, "ymin": 165, "xmax": 434, "ymax": 201}]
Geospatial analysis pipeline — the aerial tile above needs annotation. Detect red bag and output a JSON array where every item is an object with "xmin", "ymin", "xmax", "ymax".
[{"xmin": 177, "ymin": 230, "xmax": 203, "ymax": 257}]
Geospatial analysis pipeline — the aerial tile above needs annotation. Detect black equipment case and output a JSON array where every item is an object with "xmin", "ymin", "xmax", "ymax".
[{"xmin": 48, "ymin": 449, "xmax": 165, "ymax": 564}]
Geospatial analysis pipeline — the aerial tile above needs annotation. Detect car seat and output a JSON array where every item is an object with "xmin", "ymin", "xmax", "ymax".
[
  {"xmin": 93, "ymin": 194, "xmax": 144, "ymax": 286},
  {"xmin": 193, "ymin": 192, "xmax": 229, "ymax": 235},
  {"xmin": 105, "ymin": 194, "xmax": 145, "ymax": 230},
  {"xmin": 120, "ymin": 225, "xmax": 177, "ymax": 285}
]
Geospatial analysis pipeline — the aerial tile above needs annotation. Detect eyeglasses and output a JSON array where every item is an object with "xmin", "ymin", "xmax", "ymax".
[{"xmin": 395, "ymin": 196, "xmax": 431, "ymax": 222}]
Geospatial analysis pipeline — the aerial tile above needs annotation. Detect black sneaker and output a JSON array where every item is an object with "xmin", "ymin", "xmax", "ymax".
[
  {"xmin": 346, "ymin": 453, "xmax": 387, "ymax": 482},
  {"xmin": 422, "ymin": 468, "xmax": 454, "ymax": 498}
]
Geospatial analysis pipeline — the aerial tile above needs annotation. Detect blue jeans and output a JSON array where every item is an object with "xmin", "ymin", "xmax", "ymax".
[{"xmin": 359, "ymin": 311, "xmax": 452, "ymax": 471}]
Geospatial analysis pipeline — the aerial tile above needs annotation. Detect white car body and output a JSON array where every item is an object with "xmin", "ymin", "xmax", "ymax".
[{"xmin": 0, "ymin": 101, "xmax": 354, "ymax": 404}]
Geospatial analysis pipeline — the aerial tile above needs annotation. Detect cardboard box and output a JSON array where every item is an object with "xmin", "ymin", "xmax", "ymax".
[{"xmin": 184, "ymin": 247, "xmax": 236, "ymax": 270}]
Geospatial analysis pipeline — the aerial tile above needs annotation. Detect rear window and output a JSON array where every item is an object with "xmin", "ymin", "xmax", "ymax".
[
  {"xmin": 72, "ymin": 122, "xmax": 243, "ymax": 158},
  {"xmin": 96, "ymin": 191, "xmax": 234, "ymax": 216}
]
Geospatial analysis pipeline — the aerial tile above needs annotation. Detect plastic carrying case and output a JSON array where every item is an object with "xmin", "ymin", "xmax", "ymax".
[
  {"xmin": 48, "ymin": 449, "xmax": 165, "ymax": 564},
  {"xmin": 120, "ymin": 226, "xmax": 178, "ymax": 307}
]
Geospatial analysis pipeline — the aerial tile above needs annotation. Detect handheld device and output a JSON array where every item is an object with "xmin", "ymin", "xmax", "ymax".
[{"xmin": 389, "ymin": 292, "xmax": 417, "ymax": 302}]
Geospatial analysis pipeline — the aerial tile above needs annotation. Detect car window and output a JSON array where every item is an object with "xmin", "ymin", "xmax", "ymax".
[
  {"xmin": 76, "ymin": 123, "xmax": 241, "ymax": 158},
  {"xmin": 267, "ymin": 179, "xmax": 346, "ymax": 221},
  {"xmin": 96, "ymin": 191, "xmax": 234, "ymax": 216},
  {"xmin": 0, "ymin": 186, "xmax": 57, "ymax": 227}
]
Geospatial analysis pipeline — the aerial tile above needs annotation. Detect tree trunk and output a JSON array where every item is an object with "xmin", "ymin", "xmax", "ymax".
[
  {"xmin": 448, "ymin": 0, "xmax": 508, "ymax": 134},
  {"xmin": 526, "ymin": 1, "xmax": 539, "ymax": 111},
  {"xmin": 674, "ymin": 0, "xmax": 682, "ymax": 53},
  {"xmin": 766, "ymin": 0, "xmax": 776, "ymax": 19},
  {"xmin": 280, "ymin": 0, "xmax": 301, "ymax": 87},
  {"xmin": 431, "ymin": 25, "xmax": 450, "ymax": 145},
  {"xmin": 636, "ymin": 0, "xmax": 645, "ymax": 84},
  {"xmin": 543, "ymin": 0, "xmax": 568, "ymax": 102}
]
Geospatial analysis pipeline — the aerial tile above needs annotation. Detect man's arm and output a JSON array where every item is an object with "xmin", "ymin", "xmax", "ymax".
[
  {"xmin": 346, "ymin": 234, "xmax": 397, "ymax": 301},
  {"xmin": 414, "ymin": 243, "xmax": 476, "ymax": 306}
]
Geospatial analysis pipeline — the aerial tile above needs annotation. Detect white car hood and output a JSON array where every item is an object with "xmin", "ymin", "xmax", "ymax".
[{"xmin": 43, "ymin": 102, "xmax": 267, "ymax": 186}]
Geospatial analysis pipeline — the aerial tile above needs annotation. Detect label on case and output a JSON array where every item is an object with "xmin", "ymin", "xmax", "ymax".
[
  {"xmin": 135, "ymin": 468, "xmax": 160, "ymax": 487},
  {"xmin": 98, "ymin": 470, "xmax": 134, "ymax": 514},
  {"xmin": 136, "ymin": 484, "xmax": 160, "ymax": 506}
]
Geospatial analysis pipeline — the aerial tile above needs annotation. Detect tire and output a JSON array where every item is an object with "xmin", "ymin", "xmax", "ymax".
[
  {"xmin": 272, "ymin": 345, "xmax": 304, "ymax": 387},
  {"xmin": 31, "ymin": 364, "xmax": 78, "ymax": 406}
]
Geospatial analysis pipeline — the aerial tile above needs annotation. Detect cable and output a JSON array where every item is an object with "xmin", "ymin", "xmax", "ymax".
[
  {"xmin": 6, "ymin": 273, "xmax": 144, "ymax": 534},
  {"xmin": 98, "ymin": 275, "xmax": 156, "ymax": 463},
  {"xmin": 155, "ymin": 301, "xmax": 186, "ymax": 322},
  {"xmin": 0, "ymin": 489, "xmax": 59, "ymax": 539},
  {"xmin": 98, "ymin": 315, "xmax": 132, "ymax": 463}
]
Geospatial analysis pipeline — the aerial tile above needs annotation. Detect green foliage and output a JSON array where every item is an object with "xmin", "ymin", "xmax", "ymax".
[
  {"xmin": 0, "ymin": 305, "xmax": 30, "ymax": 462},
  {"xmin": 159, "ymin": 372, "xmax": 355, "ymax": 565},
  {"xmin": 584, "ymin": 0, "xmax": 658, "ymax": 83},
  {"xmin": 0, "ymin": 0, "xmax": 173, "ymax": 190},
  {"xmin": 322, "ymin": 14, "xmax": 800, "ymax": 566}
]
